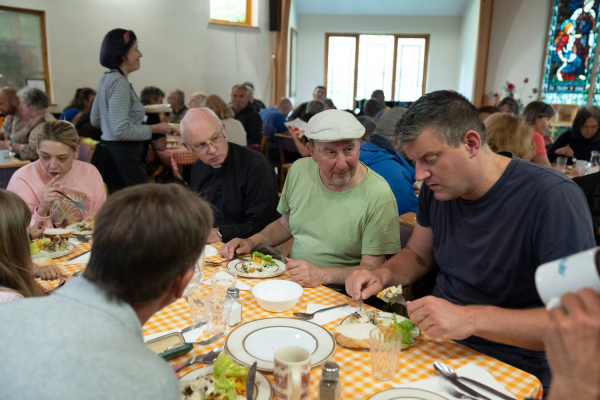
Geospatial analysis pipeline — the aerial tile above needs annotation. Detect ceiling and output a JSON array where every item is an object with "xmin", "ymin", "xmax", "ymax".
[{"xmin": 295, "ymin": 0, "xmax": 470, "ymax": 16}]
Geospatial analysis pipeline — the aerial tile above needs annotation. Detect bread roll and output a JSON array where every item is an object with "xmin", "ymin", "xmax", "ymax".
[
  {"xmin": 32, "ymin": 257, "xmax": 57, "ymax": 267},
  {"xmin": 43, "ymin": 228, "xmax": 73, "ymax": 238},
  {"xmin": 332, "ymin": 323, "xmax": 377, "ymax": 349}
]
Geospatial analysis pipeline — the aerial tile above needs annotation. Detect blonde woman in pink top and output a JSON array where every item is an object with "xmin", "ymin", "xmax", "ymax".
[{"xmin": 7, "ymin": 121, "xmax": 106, "ymax": 228}]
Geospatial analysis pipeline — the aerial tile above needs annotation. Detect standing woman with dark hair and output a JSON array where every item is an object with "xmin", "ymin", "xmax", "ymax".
[
  {"xmin": 548, "ymin": 106, "xmax": 600, "ymax": 164},
  {"xmin": 522, "ymin": 101, "xmax": 554, "ymax": 167},
  {"xmin": 498, "ymin": 97, "xmax": 520, "ymax": 115},
  {"xmin": 91, "ymin": 29, "xmax": 173, "ymax": 193}
]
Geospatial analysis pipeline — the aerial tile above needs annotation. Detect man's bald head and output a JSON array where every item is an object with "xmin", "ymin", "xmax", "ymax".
[
  {"xmin": 275, "ymin": 97, "xmax": 293, "ymax": 116},
  {"xmin": 181, "ymin": 108, "xmax": 229, "ymax": 166},
  {"xmin": 0, "ymin": 86, "xmax": 19, "ymax": 116}
]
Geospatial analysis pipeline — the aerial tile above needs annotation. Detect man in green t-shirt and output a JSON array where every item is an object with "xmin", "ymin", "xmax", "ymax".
[{"xmin": 221, "ymin": 110, "xmax": 401, "ymax": 288}]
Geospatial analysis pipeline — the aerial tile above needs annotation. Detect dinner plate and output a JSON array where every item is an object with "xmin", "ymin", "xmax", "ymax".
[
  {"xmin": 225, "ymin": 318, "xmax": 336, "ymax": 372},
  {"xmin": 226, "ymin": 258, "xmax": 286, "ymax": 278},
  {"xmin": 179, "ymin": 365, "xmax": 273, "ymax": 400},
  {"xmin": 66, "ymin": 222, "xmax": 93, "ymax": 235},
  {"xmin": 32, "ymin": 242, "xmax": 75, "ymax": 259},
  {"xmin": 340, "ymin": 311, "xmax": 422, "ymax": 350},
  {"xmin": 367, "ymin": 388, "xmax": 448, "ymax": 400},
  {"xmin": 145, "ymin": 104, "xmax": 172, "ymax": 113}
]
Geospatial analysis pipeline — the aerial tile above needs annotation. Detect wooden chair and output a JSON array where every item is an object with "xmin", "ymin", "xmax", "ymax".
[
  {"xmin": 78, "ymin": 143, "xmax": 95, "ymax": 163},
  {"xmin": 260, "ymin": 132, "xmax": 269, "ymax": 160},
  {"xmin": 280, "ymin": 163, "xmax": 292, "ymax": 189}
]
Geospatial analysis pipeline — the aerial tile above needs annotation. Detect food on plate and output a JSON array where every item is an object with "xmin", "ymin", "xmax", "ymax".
[
  {"xmin": 74, "ymin": 221, "xmax": 93, "ymax": 232},
  {"xmin": 30, "ymin": 241, "xmax": 39, "ymax": 255},
  {"xmin": 342, "ymin": 309, "xmax": 418, "ymax": 348},
  {"xmin": 43, "ymin": 228, "xmax": 73, "ymax": 239},
  {"xmin": 332, "ymin": 323, "xmax": 376, "ymax": 349},
  {"xmin": 392, "ymin": 313, "xmax": 417, "ymax": 347},
  {"xmin": 41, "ymin": 236, "xmax": 69, "ymax": 253},
  {"xmin": 182, "ymin": 353, "xmax": 249, "ymax": 400},
  {"xmin": 348, "ymin": 309, "xmax": 378, "ymax": 325},
  {"xmin": 240, "ymin": 251, "xmax": 277, "ymax": 274},
  {"xmin": 31, "ymin": 238, "xmax": 51, "ymax": 254},
  {"xmin": 377, "ymin": 285, "xmax": 403, "ymax": 305}
]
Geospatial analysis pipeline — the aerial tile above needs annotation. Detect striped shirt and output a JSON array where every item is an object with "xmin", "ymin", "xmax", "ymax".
[{"xmin": 91, "ymin": 71, "xmax": 151, "ymax": 141}]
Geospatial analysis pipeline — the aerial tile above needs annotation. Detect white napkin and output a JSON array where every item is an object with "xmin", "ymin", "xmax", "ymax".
[
  {"xmin": 64, "ymin": 252, "xmax": 91, "ymax": 264},
  {"xmin": 205, "ymin": 245, "xmax": 218, "ymax": 257},
  {"xmin": 305, "ymin": 304, "xmax": 357, "ymax": 326},
  {"xmin": 202, "ymin": 279, "xmax": 252, "ymax": 291},
  {"xmin": 143, "ymin": 324, "xmax": 207, "ymax": 343},
  {"xmin": 391, "ymin": 362, "xmax": 516, "ymax": 399}
]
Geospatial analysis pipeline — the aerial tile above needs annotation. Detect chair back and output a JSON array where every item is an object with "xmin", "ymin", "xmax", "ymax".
[
  {"xmin": 78, "ymin": 143, "xmax": 95, "ymax": 163},
  {"xmin": 260, "ymin": 132, "xmax": 269, "ymax": 159}
]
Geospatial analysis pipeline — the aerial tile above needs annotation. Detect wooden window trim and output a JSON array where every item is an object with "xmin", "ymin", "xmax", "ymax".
[
  {"xmin": 0, "ymin": 5, "xmax": 53, "ymax": 103},
  {"xmin": 210, "ymin": 0, "xmax": 253, "ymax": 27},
  {"xmin": 289, "ymin": 27, "xmax": 298, "ymax": 97},
  {"xmin": 324, "ymin": 33, "xmax": 429, "ymax": 108}
]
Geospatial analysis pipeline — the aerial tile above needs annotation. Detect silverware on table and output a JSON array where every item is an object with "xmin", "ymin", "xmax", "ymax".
[
  {"xmin": 392, "ymin": 293, "xmax": 407, "ymax": 307},
  {"xmin": 439, "ymin": 379, "xmax": 479, "ymax": 400},
  {"xmin": 204, "ymin": 260, "xmax": 223, "ymax": 266},
  {"xmin": 174, "ymin": 346, "xmax": 223, "ymax": 372},
  {"xmin": 433, "ymin": 362, "xmax": 492, "ymax": 400},
  {"xmin": 292, "ymin": 304, "xmax": 349, "ymax": 320},
  {"xmin": 189, "ymin": 332, "xmax": 225, "ymax": 346},
  {"xmin": 264, "ymin": 245, "xmax": 287, "ymax": 264},
  {"xmin": 181, "ymin": 321, "xmax": 207, "ymax": 334},
  {"xmin": 74, "ymin": 234, "xmax": 89, "ymax": 243},
  {"xmin": 58, "ymin": 192, "xmax": 86, "ymax": 212},
  {"xmin": 246, "ymin": 361, "xmax": 257, "ymax": 400},
  {"xmin": 73, "ymin": 268, "xmax": 85, "ymax": 277},
  {"xmin": 434, "ymin": 361, "xmax": 514, "ymax": 400},
  {"xmin": 66, "ymin": 249, "xmax": 91, "ymax": 261}
]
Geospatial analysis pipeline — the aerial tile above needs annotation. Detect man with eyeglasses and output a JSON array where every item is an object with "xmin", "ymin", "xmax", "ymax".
[{"xmin": 181, "ymin": 108, "xmax": 280, "ymax": 243}]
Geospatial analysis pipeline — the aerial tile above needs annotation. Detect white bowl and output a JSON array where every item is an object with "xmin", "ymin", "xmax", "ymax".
[{"xmin": 252, "ymin": 280, "xmax": 303, "ymax": 313}]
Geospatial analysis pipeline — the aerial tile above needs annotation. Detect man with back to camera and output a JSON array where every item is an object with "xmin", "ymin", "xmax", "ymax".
[
  {"xmin": 289, "ymin": 85, "xmax": 327, "ymax": 122},
  {"xmin": 346, "ymin": 90, "xmax": 595, "ymax": 392},
  {"xmin": 0, "ymin": 183, "xmax": 214, "ymax": 399}
]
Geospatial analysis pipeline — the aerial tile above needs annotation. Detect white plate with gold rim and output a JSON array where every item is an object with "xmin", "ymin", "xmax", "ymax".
[
  {"xmin": 224, "ymin": 318, "xmax": 336, "ymax": 372},
  {"xmin": 145, "ymin": 104, "xmax": 172, "ymax": 113},
  {"xmin": 226, "ymin": 258, "xmax": 286, "ymax": 279},
  {"xmin": 367, "ymin": 388, "xmax": 449, "ymax": 400},
  {"xmin": 340, "ymin": 311, "xmax": 422, "ymax": 350},
  {"xmin": 179, "ymin": 365, "xmax": 273, "ymax": 400}
]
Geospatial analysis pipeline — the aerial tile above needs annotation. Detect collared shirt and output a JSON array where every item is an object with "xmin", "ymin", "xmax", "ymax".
[
  {"xmin": 0, "ymin": 278, "xmax": 180, "ymax": 400},
  {"xmin": 0, "ymin": 112, "xmax": 28, "ymax": 141},
  {"xmin": 169, "ymin": 105, "xmax": 188, "ymax": 124},
  {"xmin": 234, "ymin": 102, "xmax": 263, "ymax": 145},
  {"xmin": 190, "ymin": 142, "xmax": 280, "ymax": 241}
]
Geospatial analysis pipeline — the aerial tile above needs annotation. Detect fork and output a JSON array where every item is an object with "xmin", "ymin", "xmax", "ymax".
[
  {"xmin": 439, "ymin": 379, "xmax": 479, "ymax": 400},
  {"xmin": 189, "ymin": 332, "xmax": 225, "ymax": 345}
]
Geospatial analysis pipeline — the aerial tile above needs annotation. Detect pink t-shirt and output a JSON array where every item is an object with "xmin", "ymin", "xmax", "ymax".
[
  {"xmin": 0, "ymin": 288, "xmax": 24, "ymax": 303},
  {"xmin": 532, "ymin": 131, "xmax": 547, "ymax": 157},
  {"xmin": 7, "ymin": 160, "xmax": 106, "ymax": 228}
]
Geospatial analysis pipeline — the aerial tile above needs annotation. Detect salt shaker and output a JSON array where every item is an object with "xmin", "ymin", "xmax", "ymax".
[
  {"xmin": 318, "ymin": 362, "xmax": 341, "ymax": 400},
  {"xmin": 225, "ymin": 287, "xmax": 242, "ymax": 327}
]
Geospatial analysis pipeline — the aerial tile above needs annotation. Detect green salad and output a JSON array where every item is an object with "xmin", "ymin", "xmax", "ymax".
[
  {"xmin": 250, "ymin": 251, "xmax": 276, "ymax": 267},
  {"xmin": 392, "ymin": 313, "xmax": 417, "ymax": 347}
]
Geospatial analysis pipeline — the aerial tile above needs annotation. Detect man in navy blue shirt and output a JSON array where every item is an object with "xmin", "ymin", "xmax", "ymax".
[
  {"xmin": 346, "ymin": 90, "xmax": 595, "ymax": 392},
  {"xmin": 259, "ymin": 97, "xmax": 294, "ymax": 162}
]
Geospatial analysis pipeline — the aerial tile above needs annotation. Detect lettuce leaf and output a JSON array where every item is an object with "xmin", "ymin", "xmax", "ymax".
[
  {"xmin": 214, "ymin": 375, "xmax": 237, "ymax": 400},
  {"xmin": 251, "ymin": 251, "xmax": 276, "ymax": 266},
  {"xmin": 30, "ymin": 241, "xmax": 39, "ymax": 255},
  {"xmin": 392, "ymin": 313, "xmax": 417, "ymax": 347}
]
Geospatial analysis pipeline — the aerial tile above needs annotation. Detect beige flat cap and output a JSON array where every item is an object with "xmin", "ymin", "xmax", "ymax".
[{"xmin": 304, "ymin": 109, "xmax": 365, "ymax": 142}]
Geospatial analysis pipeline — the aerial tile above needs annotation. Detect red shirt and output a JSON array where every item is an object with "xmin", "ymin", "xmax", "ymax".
[{"xmin": 532, "ymin": 131, "xmax": 547, "ymax": 157}]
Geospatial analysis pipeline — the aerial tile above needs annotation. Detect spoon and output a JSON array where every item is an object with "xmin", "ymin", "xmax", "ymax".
[
  {"xmin": 433, "ymin": 361, "xmax": 513, "ymax": 400},
  {"xmin": 292, "ymin": 304, "xmax": 349, "ymax": 320},
  {"xmin": 174, "ymin": 346, "xmax": 224, "ymax": 372}
]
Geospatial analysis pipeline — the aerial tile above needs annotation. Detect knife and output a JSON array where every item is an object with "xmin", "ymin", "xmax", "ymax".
[
  {"xmin": 180, "ymin": 321, "xmax": 206, "ymax": 334},
  {"xmin": 446, "ymin": 377, "xmax": 492, "ymax": 400},
  {"xmin": 264, "ymin": 245, "xmax": 287, "ymax": 264},
  {"xmin": 454, "ymin": 377, "xmax": 516, "ymax": 400},
  {"xmin": 246, "ymin": 361, "xmax": 257, "ymax": 400}
]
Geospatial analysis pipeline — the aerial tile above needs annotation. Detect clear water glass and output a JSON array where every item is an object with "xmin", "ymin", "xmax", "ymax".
[
  {"xmin": 369, "ymin": 327, "xmax": 402, "ymax": 381},
  {"xmin": 210, "ymin": 269, "xmax": 236, "ymax": 299},
  {"xmin": 587, "ymin": 151, "xmax": 600, "ymax": 174},
  {"xmin": 205, "ymin": 292, "xmax": 231, "ymax": 334},
  {"xmin": 187, "ymin": 287, "xmax": 206, "ymax": 323},
  {"xmin": 556, "ymin": 156, "xmax": 567, "ymax": 172}
]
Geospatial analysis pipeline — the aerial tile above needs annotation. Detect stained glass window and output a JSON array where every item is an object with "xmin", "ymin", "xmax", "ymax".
[{"xmin": 541, "ymin": 0, "xmax": 600, "ymax": 105}]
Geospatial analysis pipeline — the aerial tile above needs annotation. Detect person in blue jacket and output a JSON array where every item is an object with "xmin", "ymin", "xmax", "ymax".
[{"xmin": 359, "ymin": 107, "xmax": 417, "ymax": 215}]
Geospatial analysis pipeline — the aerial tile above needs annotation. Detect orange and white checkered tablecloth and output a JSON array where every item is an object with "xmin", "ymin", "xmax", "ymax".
[
  {"xmin": 40, "ymin": 242, "xmax": 543, "ymax": 399},
  {"xmin": 156, "ymin": 147, "xmax": 196, "ymax": 180}
]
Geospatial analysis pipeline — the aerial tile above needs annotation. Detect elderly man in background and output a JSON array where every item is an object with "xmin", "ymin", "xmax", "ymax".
[
  {"xmin": 0, "ymin": 87, "xmax": 27, "ymax": 148},
  {"xmin": 231, "ymin": 84, "xmax": 262, "ymax": 145},
  {"xmin": 290, "ymin": 85, "xmax": 327, "ymax": 121},
  {"xmin": 359, "ymin": 108, "xmax": 417, "ymax": 215},
  {"xmin": 11, "ymin": 88, "xmax": 55, "ymax": 161},
  {"xmin": 243, "ymin": 82, "xmax": 266, "ymax": 112},
  {"xmin": 259, "ymin": 97, "xmax": 293, "ymax": 161},
  {"xmin": 222, "ymin": 110, "xmax": 401, "ymax": 289},
  {"xmin": 346, "ymin": 90, "xmax": 595, "ymax": 391},
  {"xmin": 182, "ymin": 108, "xmax": 279, "ymax": 243},
  {"xmin": 167, "ymin": 89, "xmax": 188, "ymax": 124}
]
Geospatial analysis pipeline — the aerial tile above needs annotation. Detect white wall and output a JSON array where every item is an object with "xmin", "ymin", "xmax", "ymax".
[
  {"xmin": 486, "ymin": 0, "xmax": 550, "ymax": 105},
  {"xmin": 2, "ymin": 0, "xmax": 274, "ymax": 112},
  {"xmin": 295, "ymin": 14, "xmax": 462, "ymax": 105},
  {"xmin": 287, "ymin": 0, "xmax": 298, "ymax": 105},
  {"xmin": 456, "ymin": 0, "xmax": 480, "ymax": 100}
]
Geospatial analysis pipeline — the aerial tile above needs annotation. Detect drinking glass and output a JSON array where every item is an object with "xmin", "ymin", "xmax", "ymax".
[
  {"xmin": 205, "ymin": 292, "xmax": 231, "ymax": 334},
  {"xmin": 211, "ymin": 269, "xmax": 236, "ymax": 299},
  {"xmin": 186, "ymin": 287, "xmax": 206, "ymax": 323},
  {"xmin": 556, "ymin": 156, "xmax": 567, "ymax": 172},
  {"xmin": 369, "ymin": 327, "xmax": 402, "ymax": 381},
  {"xmin": 576, "ymin": 160, "xmax": 588, "ymax": 176}
]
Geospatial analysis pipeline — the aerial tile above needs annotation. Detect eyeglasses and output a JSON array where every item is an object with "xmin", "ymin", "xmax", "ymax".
[
  {"xmin": 582, "ymin": 125, "xmax": 599, "ymax": 132},
  {"xmin": 192, "ymin": 134, "xmax": 225, "ymax": 153}
]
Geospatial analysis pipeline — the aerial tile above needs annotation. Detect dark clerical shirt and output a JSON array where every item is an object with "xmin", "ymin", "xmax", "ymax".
[
  {"xmin": 190, "ymin": 142, "xmax": 280, "ymax": 241},
  {"xmin": 234, "ymin": 103, "xmax": 262, "ymax": 145}
]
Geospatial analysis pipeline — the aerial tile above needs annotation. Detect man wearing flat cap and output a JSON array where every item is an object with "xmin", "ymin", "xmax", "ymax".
[{"xmin": 221, "ymin": 110, "xmax": 401, "ymax": 289}]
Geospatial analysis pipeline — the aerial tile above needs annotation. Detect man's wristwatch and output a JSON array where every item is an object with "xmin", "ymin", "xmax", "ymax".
[{"xmin": 216, "ymin": 228, "xmax": 222, "ymax": 240}]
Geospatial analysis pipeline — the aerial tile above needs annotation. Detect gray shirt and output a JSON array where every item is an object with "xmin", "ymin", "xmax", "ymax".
[
  {"xmin": 91, "ymin": 71, "xmax": 152, "ymax": 141},
  {"xmin": 0, "ymin": 278, "xmax": 180, "ymax": 400}
]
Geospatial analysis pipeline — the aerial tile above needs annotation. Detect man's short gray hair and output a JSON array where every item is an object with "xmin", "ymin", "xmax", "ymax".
[
  {"xmin": 307, "ymin": 100, "xmax": 325, "ymax": 115},
  {"xmin": 395, "ymin": 90, "xmax": 486, "ymax": 150},
  {"xmin": 173, "ymin": 89, "xmax": 185, "ymax": 104},
  {"xmin": 19, "ymin": 87, "xmax": 49, "ymax": 110}
]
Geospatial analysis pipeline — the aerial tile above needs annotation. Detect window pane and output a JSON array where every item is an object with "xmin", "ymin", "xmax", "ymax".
[
  {"xmin": 327, "ymin": 36, "xmax": 356, "ymax": 110},
  {"xmin": 394, "ymin": 38, "xmax": 426, "ymax": 102},
  {"xmin": 210, "ymin": 0, "xmax": 247, "ymax": 23},
  {"xmin": 356, "ymin": 35, "xmax": 395, "ymax": 103},
  {"xmin": 0, "ymin": 10, "xmax": 45, "ymax": 90}
]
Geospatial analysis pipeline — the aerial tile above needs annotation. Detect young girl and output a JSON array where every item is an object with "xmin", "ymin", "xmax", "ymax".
[{"xmin": 0, "ymin": 189, "xmax": 46, "ymax": 302}]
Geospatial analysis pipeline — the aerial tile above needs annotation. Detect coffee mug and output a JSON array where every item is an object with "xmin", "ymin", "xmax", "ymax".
[
  {"xmin": 535, "ymin": 247, "xmax": 600, "ymax": 309},
  {"xmin": 0, "ymin": 150, "xmax": 10, "ymax": 164},
  {"xmin": 273, "ymin": 346, "xmax": 311, "ymax": 400}
]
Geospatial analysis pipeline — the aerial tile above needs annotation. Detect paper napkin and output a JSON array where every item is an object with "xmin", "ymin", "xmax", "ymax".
[
  {"xmin": 143, "ymin": 324, "xmax": 207, "ymax": 343},
  {"xmin": 305, "ymin": 303, "xmax": 357, "ymax": 326},
  {"xmin": 204, "ymin": 245, "xmax": 218, "ymax": 257},
  {"xmin": 64, "ymin": 252, "xmax": 91, "ymax": 264}
]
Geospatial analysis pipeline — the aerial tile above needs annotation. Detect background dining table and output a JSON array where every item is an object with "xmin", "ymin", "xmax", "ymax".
[
  {"xmin": 156, "ymin": 146, "xmax": 196, "ymax": 180},
  {"xmin": 40, "ymin": 241, "xmax": 543, "ymax": 399}
]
